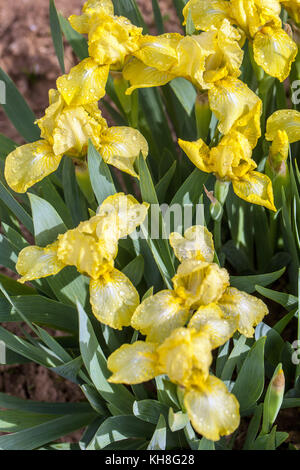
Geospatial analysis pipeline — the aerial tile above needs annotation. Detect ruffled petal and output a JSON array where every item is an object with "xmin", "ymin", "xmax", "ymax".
[
  {"xmin": 57, "ymin": 228, "xmax": 113, "ymax": 279},
  {"xmin": 178, "ymin": 138, "xmax": 211, "ymax": 173},
  {"xmin": 253, "ymin": 27, "xmax": 297, "ymax": 82},
  {"xmin": 131, "ymin": 290, "xmax": 190, "ymax": 344},
  {"xmin": 188, "ymin": 303, "xmax": 238, "ymax": 348},
  {"xmin": 5, "ymin": 141, "xmax": 62, "ymax": 193},
  {"xmin": 96, "ymin": 193, "xmax": 149, "ymax": 239},
  {"xmin": 184, "ymin": 375, "xmax": 240, "ymax": 441},
  {"xmin": 57, "ymin": 58, "xmax": 109, "ymax": 106},
  {"xmin": 133, "ymin": 33, "xmax": 182, "ymax": 70},
  {"xmin": 107, "ymin": 341, "xmax": 158, "ymax": 384},
  {"xmin": 183, "ymin": 0, "xmax": 231, "ymax": 31},
  {"xmin": 266, "ymin": 109, "xmax": 300, "ymax": 143},
  {"xmin": 90, "ymin": 268, "xmax": 140, "ymax": 329},
  {"xmin": 16, "ymin": 242, "xmax": 65, "ymax": 283},
  {"xmin": 52, "ymin": 107, "xmax": 102, "ymax": 157},
  {"xmin": 232, "ymin": 170, "xmax": 276, "ymax": 211},
  {"xmin": 269, "ymin": 129, "xmax": 289, "ymax": 165},
  {"xmin": 173, "ymin": 260, "xmax": 230, "ymax": 309},
  {"xmin": 208, "ymin": 77, "xmax": 262, "ymax": 135},
  {"xmin": 89, "ymin": 14, "xmax": 142, "ymax": 67},
  {"xmin": 123, "ymin": 57, "xmax": 176, "ymax": 94},
  {"xmin": 99, "ymin": 126, "xmax": 149, "ymax": 177},
  {"xmin": 157, "ymin": 328, "xmax": 212, "ymax": 384},
  {"xmin": 69, "ymin": 0, "xmax": 115, "ymax": 33},
  {"xmin": 218, "ymin": 287, "xmax": 269, "ymax": 337},
  {"xmin": 169, "ymin": 225, "xmax": 215, "ymax": 263}
]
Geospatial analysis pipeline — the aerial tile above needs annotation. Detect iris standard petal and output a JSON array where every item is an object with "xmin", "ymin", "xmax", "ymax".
[
  {"xmin": 208, "ymin": 77, "xmax": 262, "ymax": 135},
  {"xmin": 96, "ymin": 193, "xmax": 149, "ymax": 239},
  {"xmin": 169, "ymin": 225, "xmax": 215, "ymax": 263},
  {"xmin": 173, "ymin": 260, "xmax": 230, "ymax": 309},
  {"xmin": 123, "ymin": 57, "xmax": 176, "ymax": 94},
  {"xmin": 183, "ymin": 0, "xmax": 231, "ymax": 31},
  {"xmin": 131, "ymin": 290, "xmax": 190, "ymax": 344},
  {"xmin": 266, "ymin": 109, "xmax": 300, "ymax": 143},
  {"xmin": 57, "ymin": 58, "xmax": 109, "ymax": 106}
]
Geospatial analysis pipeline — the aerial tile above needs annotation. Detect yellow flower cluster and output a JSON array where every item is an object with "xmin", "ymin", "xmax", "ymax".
[
  {"xmin": 16, "ymin": 193, "xmax": 149, "ymax": 329},
  {"xmin": 107, "ymin": 225, "xmax": 269, "ymax": 441},
  {"xmin": 4, "ymin": 0, "xmax": 296, "ymax": 211},
  {"xmin": 183, "ymin": 0, "xmax": 298, "ymax": 82}
]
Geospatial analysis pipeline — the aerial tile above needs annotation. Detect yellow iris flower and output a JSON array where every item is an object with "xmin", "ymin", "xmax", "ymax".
[
  {"xmin": 131, "ymin": 225, "xmax": 269, "ymax": 344},
  {"xmin": 266, "ymin": 109, "xmax": 300, "ymax": 163},
  {"xmin": 123, "ymin": 19, "xmax": 244, "ymax": 94},
  {"xmin": 16, "ymin": 193, "xmax": 149, "ymax": 329},
  {"xmin": 280, "ymin": 0, "xmax": 300, "ymax": 24},
  {"xmin": 178, "ymin": 129, "xmax": 276, "ymax": 211},
  {"xmin": 5, "ymin": 89, "xmax": 148, "ymax": 193},
  {"xmin": 183, "ymin": 0, "xmax": 298, "ymax": 81},
  {"xmin": 107, "ymin": 327, "xmax": 240, "ymax": 441},
  {"xmin": 108, "ymin": 224, "xmax": 269, "ymax": 440},
  {"xmin": 58, "ymin": 0, "xmax": 142, "ymax": 106}
]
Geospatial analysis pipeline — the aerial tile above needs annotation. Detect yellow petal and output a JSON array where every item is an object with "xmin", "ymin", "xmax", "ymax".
[
  {"xmin": 52, "ymin": 107, "xmax": 103, "ymax": 157},
  {"xmin": 123, "ymin": 57, "xmax": 176, "ymax": 95},
  {"xmin": 183, "ymin": 0, "xmax": 231, "ymax": 31},
  {"xmin": 178, "ymin": 138, "xmax": 211, "ymax": 173},
  {"xmin": 269, "ymin": 129, "xmax": 289, "ymax": 166},
  {"xmin": 266, "ymin": 109, "xmax": 300, "ymax": 143},
  {"xmin": 89, "ymin": 14, "xmax": 142, "ymax": 67},
  {"xmin": 232, "ymin": 100, "xmax": 262, "ymax": 149},
  {"xmin": 173, "ymin": 260, "xmax": 230, "ymax": 309},
  {"xmin": 184, "ymin": 375, "xmax": 240, "ymax": 441},
  {"xmin": 5, "ymin": 141, "xmax": 62, "ymax": 193},
  {"xmin": 97, "ymin": 193, "xmax": 149, "ymax": 239},
  {"xmin": 157, "ymin": 327, "xmax": 212, "ymax": 384},
  {"xmin": 157, "ymin": 328, "xmax": 212, "ymax": 385},
  {"xmin": 107, "ymin": 341, "xmax": 158, "ymax": 384},
  {"xmin": 232, "ymin": 170, "xmax": 276, "ymax": 211},
  {"xmin": 281, "ymin": 0, "xmax": 300, "ymax": 24},
  {"xmin": 169, "ymin": 225, "xmax": 215, "ymax": 263},
  {"xmin": 57, "ymin": 228, "xmax": 113, "ymax": 279},
  {"xmin": 231, "ymin": 0, "xmax": 281, "ymax": 37},
  {"xmin": 36, "ymin": 89, "xmax": 65, "ymax": 145},
  {"xmin": 253, "ymin": 27, "xmax": 297, "ymax": 82},
  {"xmin": 99, "ymin": 126, "xmax": 148, "ymax": 177},
  {"xmin": 208, "ymin": 77, "xmax": 262, "ymax": 135},
  {"xmin": 131, "ymin": 290, "xmax": 190, "ymax": 344},
  {"xmin": 188, "ymin": 303, "xmax": 238, "ymax": 348},
  {"xmin": 90, "ymin": 268, "xmax": 140, "ymax": 329},
  {"xmin": 218, "ymin": 287, "xmax": 269, "ymax": 337},
  {"xmin": 210, "ymin": 131, "xmax": 255, "ymax": 180},
  {"xmin": 69, "ymin": 0, "xmax": 115, "ymax": 33},
  {"xmin": 134, "ymin": 34, "xmax": 182, "ymax": 70},
  {"xmin": 57, "ymin": 58, "xmax": 109, "ymax": 106},
  {"xmin": 16, "ymin": 242, "xmax": 65, "ymax": 284}
]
